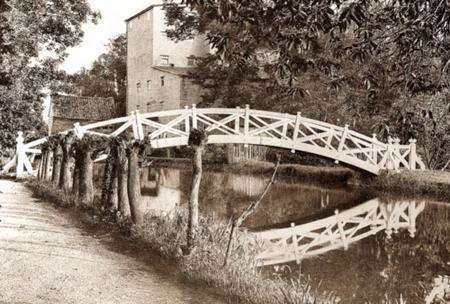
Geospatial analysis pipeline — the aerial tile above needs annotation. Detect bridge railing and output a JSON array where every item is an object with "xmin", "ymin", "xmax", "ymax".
[{"xmin": 2, "ymin": 105, "xmax": 426, "ymax": 178}]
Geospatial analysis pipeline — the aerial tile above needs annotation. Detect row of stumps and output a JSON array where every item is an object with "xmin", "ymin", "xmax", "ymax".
[{"xmin": 36, "ymin": 129, "xmax": 207, "ymax": 251}]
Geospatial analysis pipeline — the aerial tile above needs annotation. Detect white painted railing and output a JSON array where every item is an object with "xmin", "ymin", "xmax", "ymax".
[
  {"xmin": 2, "ymin": 105, "xmax": 426, "ymax": 177},
  {"xmin": 253, "ymin": 199, "xmax": 426, "ymax": 266}
]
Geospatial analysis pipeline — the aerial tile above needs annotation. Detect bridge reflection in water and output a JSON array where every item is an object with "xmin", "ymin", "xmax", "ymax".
[
  {"xmin": 123, "ymin": 166, "xmax": 447, "ymax": 303},
  {"xmin": 253, "ymin": 199, "xmax": 425, "ymax": 266}
]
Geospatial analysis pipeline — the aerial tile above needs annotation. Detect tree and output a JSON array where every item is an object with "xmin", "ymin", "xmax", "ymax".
[
  {"xmin": 69, "ymin": 34, "xmax": 127, "ymax": 115},
  {"xmin": 163, "ymin": 0, "xmax": 449, "ymax": 167},
  {"xmin": 0, "ymin": 0, "xmax": 98, "ymax": 159}
]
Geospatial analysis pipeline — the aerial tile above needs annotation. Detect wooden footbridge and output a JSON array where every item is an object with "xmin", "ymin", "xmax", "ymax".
[
  {"xmin": 253, "ymin": 199, "xmax": 426, "ymax": 266},
  {"xmin": 2, "ymin": 106, "xmax": 425, "ymax": 177}
]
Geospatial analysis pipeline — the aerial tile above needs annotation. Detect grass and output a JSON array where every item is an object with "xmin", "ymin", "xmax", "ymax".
[{"xmin": 371, "ymin": 170, "xmax": 450, "ymax": 201}]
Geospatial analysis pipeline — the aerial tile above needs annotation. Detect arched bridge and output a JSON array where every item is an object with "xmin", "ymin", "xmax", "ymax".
[{"xmin": 2, "ymin": 105, "xmax": 425, "ymax": 177}]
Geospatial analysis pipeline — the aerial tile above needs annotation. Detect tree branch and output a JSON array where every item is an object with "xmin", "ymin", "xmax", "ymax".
[{"xmin": 223, "ymin": 154, "xmax": 281, "ymax": 267}]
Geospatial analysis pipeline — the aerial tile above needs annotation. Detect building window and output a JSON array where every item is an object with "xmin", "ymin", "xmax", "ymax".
[
  {"xmin": 187, "ymin": 56, "xmax": 195, "ymax": 66},
  {"xmin": 146, "ymin": 80, "xmax": 151, "ymax": 90},
  {"xmin": 160, "ymin": 76, "xmax": 165, "ymax": 87},
  {"xmin": 137, "ymin": 82, "xmax": 141, "ymax": 92},
  {"xmin": 160, "ymin": 55, "xmax": 169, "ymax": 65}
]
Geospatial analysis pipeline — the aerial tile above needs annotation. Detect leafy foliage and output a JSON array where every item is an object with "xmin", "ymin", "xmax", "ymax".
[
  {"xmin": 163, "ymin": 0, "xmax": 449, "ymax": 167},
  {"xmin": 0, "ymin": 0, "xmax": 98, "ymax": 159},
  {"xmin": 68, "ymin": 35, "xmax": 127, "ymax": 115}
]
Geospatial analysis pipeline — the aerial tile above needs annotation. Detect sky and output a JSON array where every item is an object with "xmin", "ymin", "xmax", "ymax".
[{"xmin": 60, "ymin": 0, "xmax": 158, "ymax": 74}]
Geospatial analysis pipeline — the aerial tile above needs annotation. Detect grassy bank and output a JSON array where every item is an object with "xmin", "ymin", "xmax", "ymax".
[
  {"xmin": 151, "ymin": 157, "xmax": 450, "ymax": 201},
  {"xmin": 369, "ymin": 170, "xmax": 450, "ymax": 201},
  {"xmin": 25, "ymin": 179, "xmax": 338, "ymax": 304},
  {"xmin": 151, "ymin": 157, "xmax": 355, "ymax": 186}
]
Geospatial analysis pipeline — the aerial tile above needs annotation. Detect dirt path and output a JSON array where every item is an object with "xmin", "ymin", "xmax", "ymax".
[{"xmin": 0, "ymin": 180, "xmax": 225, "ymax": 304}]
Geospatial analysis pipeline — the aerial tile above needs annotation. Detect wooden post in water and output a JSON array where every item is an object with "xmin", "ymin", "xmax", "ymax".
[{"xmin": 187, "ymin": 129, "xmax": 207, "ymax": 249}]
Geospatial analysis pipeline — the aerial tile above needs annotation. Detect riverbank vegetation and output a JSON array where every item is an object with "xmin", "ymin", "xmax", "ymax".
[{"xmin": 372, "ymin": 170, "xmax": 450, "ymax": 202}]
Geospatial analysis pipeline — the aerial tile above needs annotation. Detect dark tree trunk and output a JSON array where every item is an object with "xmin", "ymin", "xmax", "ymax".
[
  {"xmin": 102, "ymin": 153, "xmax": 118, "ymax": 212},
  {"xmin": 37, "ymin": 150, "xmax": 45, "ymax": 180},
  {"xmin": 108, "ymin": 164, "xmax": 119, "ymax": 212},
  {"xmin": 78, "ymin": 150, "xmax": 94, "ymax": 207},
  {"xmin": 127, "ymin": 142, "xmax": 141, "ymax": 224},
  {"xmin": 72, "ymin": 151, "xmax": 81, "ymax": 198},
  {"xmin": 116, "ymin": 142, "xmax": 130, "ymax": 218},
  {"xmin": 101, "ymin": 154, "xmax": 113, "ymax": 205},
  {"xmin": 59, "ymin": 134, "xmax": 75, "ymax": 191},
  {"xmin": 44, "ymin": 150, "xmax": 52, "ymax": 181},
  {"xmin": 51, "ymin": 143, "xmax": 63, "ymax": 185},
  {"xmin": 187, "ymin": 129, "xmax": 207, "ymax": 249}
]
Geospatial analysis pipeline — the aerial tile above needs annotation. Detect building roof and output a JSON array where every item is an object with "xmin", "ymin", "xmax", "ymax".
[
  {"xmin": 152, "ymin": 66, "xmax": 196, "ymax": 76},
  {"xmin": 51, "ymin": 94, "xmax": 118, "ymax": 121},
  {"xmin": 125, "ymin": 4, "xmax": 163, "ymax": 22}
]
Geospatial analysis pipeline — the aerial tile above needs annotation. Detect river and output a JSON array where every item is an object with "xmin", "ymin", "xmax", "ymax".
[{"xmin": 95, "ymin": 165, "xmax": 450, "ymax": 303}]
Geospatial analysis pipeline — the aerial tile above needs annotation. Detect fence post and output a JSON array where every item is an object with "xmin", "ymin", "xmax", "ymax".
[
  {"xmin": 408, "ymin": 138, "xmax": 417, "ymax": 170},
  {"xmin": 371, "ymin": 134, "xmax": 378, "ymax": 165},
  {"xmin": 386, "ymin": 137, "xmax": 394, "ymax": 170},
  {"xmin": 192, "ymin": 104, "xmax": 198, "ymax": 129},
  {"xmin": 16, "ymin": 131, "xmax": 25, "ymax": 178},
  {"xmin": 393, "ymin": 138, "xmax": 401, "ymax": 170},
  {"xmin": 244, "ymin": 104, "xmax": 250, "ymax": 147},
  {"xmin": 74, "ymin": 122, "xmax": 85, "ymax": 139},
  {"xmin": 291, "ymin": 112, "xmax": 301, "ymax": 153},
  {"xmin": 235, "ymin": 106, "xmax": 241, "ymax": 134},
  {"xmin": 185, "ymin": 106, "xmax": 190, "ymax": 134}
]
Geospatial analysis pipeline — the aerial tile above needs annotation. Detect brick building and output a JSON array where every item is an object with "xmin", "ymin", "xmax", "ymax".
[
  {"xmin": 125, "ymin": 4, "xmax": 209, "ymax": 114},
  {"xmin": 49, "ymin": 94, "xmax": 120, "ymax": 134}
]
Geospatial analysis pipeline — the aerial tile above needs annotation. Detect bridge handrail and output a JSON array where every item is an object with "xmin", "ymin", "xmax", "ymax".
[{"xmin": 3, "ymin": 105, "xmax": 425, "ymax": 177}]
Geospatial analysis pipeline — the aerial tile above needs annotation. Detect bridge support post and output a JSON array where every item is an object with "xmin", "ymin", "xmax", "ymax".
[
  {"xmin": 408, "ymin": 139, "xmax": 417, "ymax": 170},
  {"xmin": 184, "ymin": 106, "xmax": 190, "ymax": 133},
  {"xmin": 393, "ymin": 138, "xmax": 401, "ymax": 170},
  {"xmin": 192, "ymin": 104, "xmax": 198, "ymax": 129},
  {"xmin": 244, "ymin": 105, "xmax": 250, "ymax": 147},
  {"xmin": 234, "ymin": 106, "xmax": 240, "ymax": 134},
  {"xmin": 15, "ymin": 132, "xmax": 25, "ymax": 179},
  {"xmin": 371, "ymin": 134, "xmax": 378, "ymax": 165},
  {"xmin": 386, "ymin": 137, "xmax": 394, "ymax": 170},
  {"xmin": 131, "ymin": 111, "xmax": 145, "ymax": 141},
  {"xmin": 291, "ymin": 112, "xmax": 301, "ymax": 153}
]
